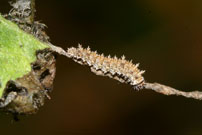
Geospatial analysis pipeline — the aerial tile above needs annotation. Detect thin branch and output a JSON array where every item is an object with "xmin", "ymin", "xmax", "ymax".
[
  {"xmin": 48, "ymin": 44, "xmax": 202, "ymax": 100},
  {"xmin": 49, "ymin": 44, "xmax": 70, "ymax": 57},
  {"xmin": 144, "ymin": 82, "xmax": 202, "ymax": 100}
]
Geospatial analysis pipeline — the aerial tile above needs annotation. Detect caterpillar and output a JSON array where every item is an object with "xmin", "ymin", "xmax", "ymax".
[{"xmin": 67, "ymin": 45, "xmax": 145, "ymax": 90}]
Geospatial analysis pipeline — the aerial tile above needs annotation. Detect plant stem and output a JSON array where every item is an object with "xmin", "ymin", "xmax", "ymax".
[
  {"xmin": 48, "ymin": 44, "xmax": 202, "ymax": 100},
  {"xmin": 144, "ymin": 82, "xmax": 202, "ymax": 100}
]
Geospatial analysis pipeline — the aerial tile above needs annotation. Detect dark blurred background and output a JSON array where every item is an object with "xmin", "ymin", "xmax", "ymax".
[{"xmin": 1, "ymin": 0, "xmax": 202, "ymax": 134}]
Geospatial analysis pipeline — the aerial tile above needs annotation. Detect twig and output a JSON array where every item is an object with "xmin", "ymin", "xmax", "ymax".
[
  {"xmin": 49, "ymin": 44, "xmax": 202, "ymax": 100},
  {"xmin": 48, "ymin": 44, "xmax": 70, "ymax": 57},
  {"xmin": 144, "ymin": 82, "xmax": 202, "ymax": 100},
  {"xmin": 10, "ymin": 0, "xmax": 202, "ymax": 101}
]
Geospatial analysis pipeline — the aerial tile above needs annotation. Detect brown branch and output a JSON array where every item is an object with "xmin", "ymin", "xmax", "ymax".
[
  {"xmin": 48, "ymin": 44, "xmax": 70, "ymax": 57},
  {"xmin": 144, "ymin": 82, "xmax": 202, "ymax": 100},
  {"xmin": 49, "ymin": 44, "xmax": 202, "ymax": 100}
]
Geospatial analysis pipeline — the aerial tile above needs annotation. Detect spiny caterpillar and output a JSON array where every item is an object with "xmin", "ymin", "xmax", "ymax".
[{"xmin": 67, "ymin": 45, "xmax": 145, "ymax": 90}]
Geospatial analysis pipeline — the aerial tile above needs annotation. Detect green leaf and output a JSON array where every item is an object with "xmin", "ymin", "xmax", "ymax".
[{"xmin": 0, "ymin": 14, "xmax": 49, "ymax": 98}]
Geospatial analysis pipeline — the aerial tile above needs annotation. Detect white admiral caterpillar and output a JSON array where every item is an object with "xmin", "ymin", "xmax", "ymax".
[{"xmin": 67, "ymin": 45, "xmax": 145, "ymax": 90}]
